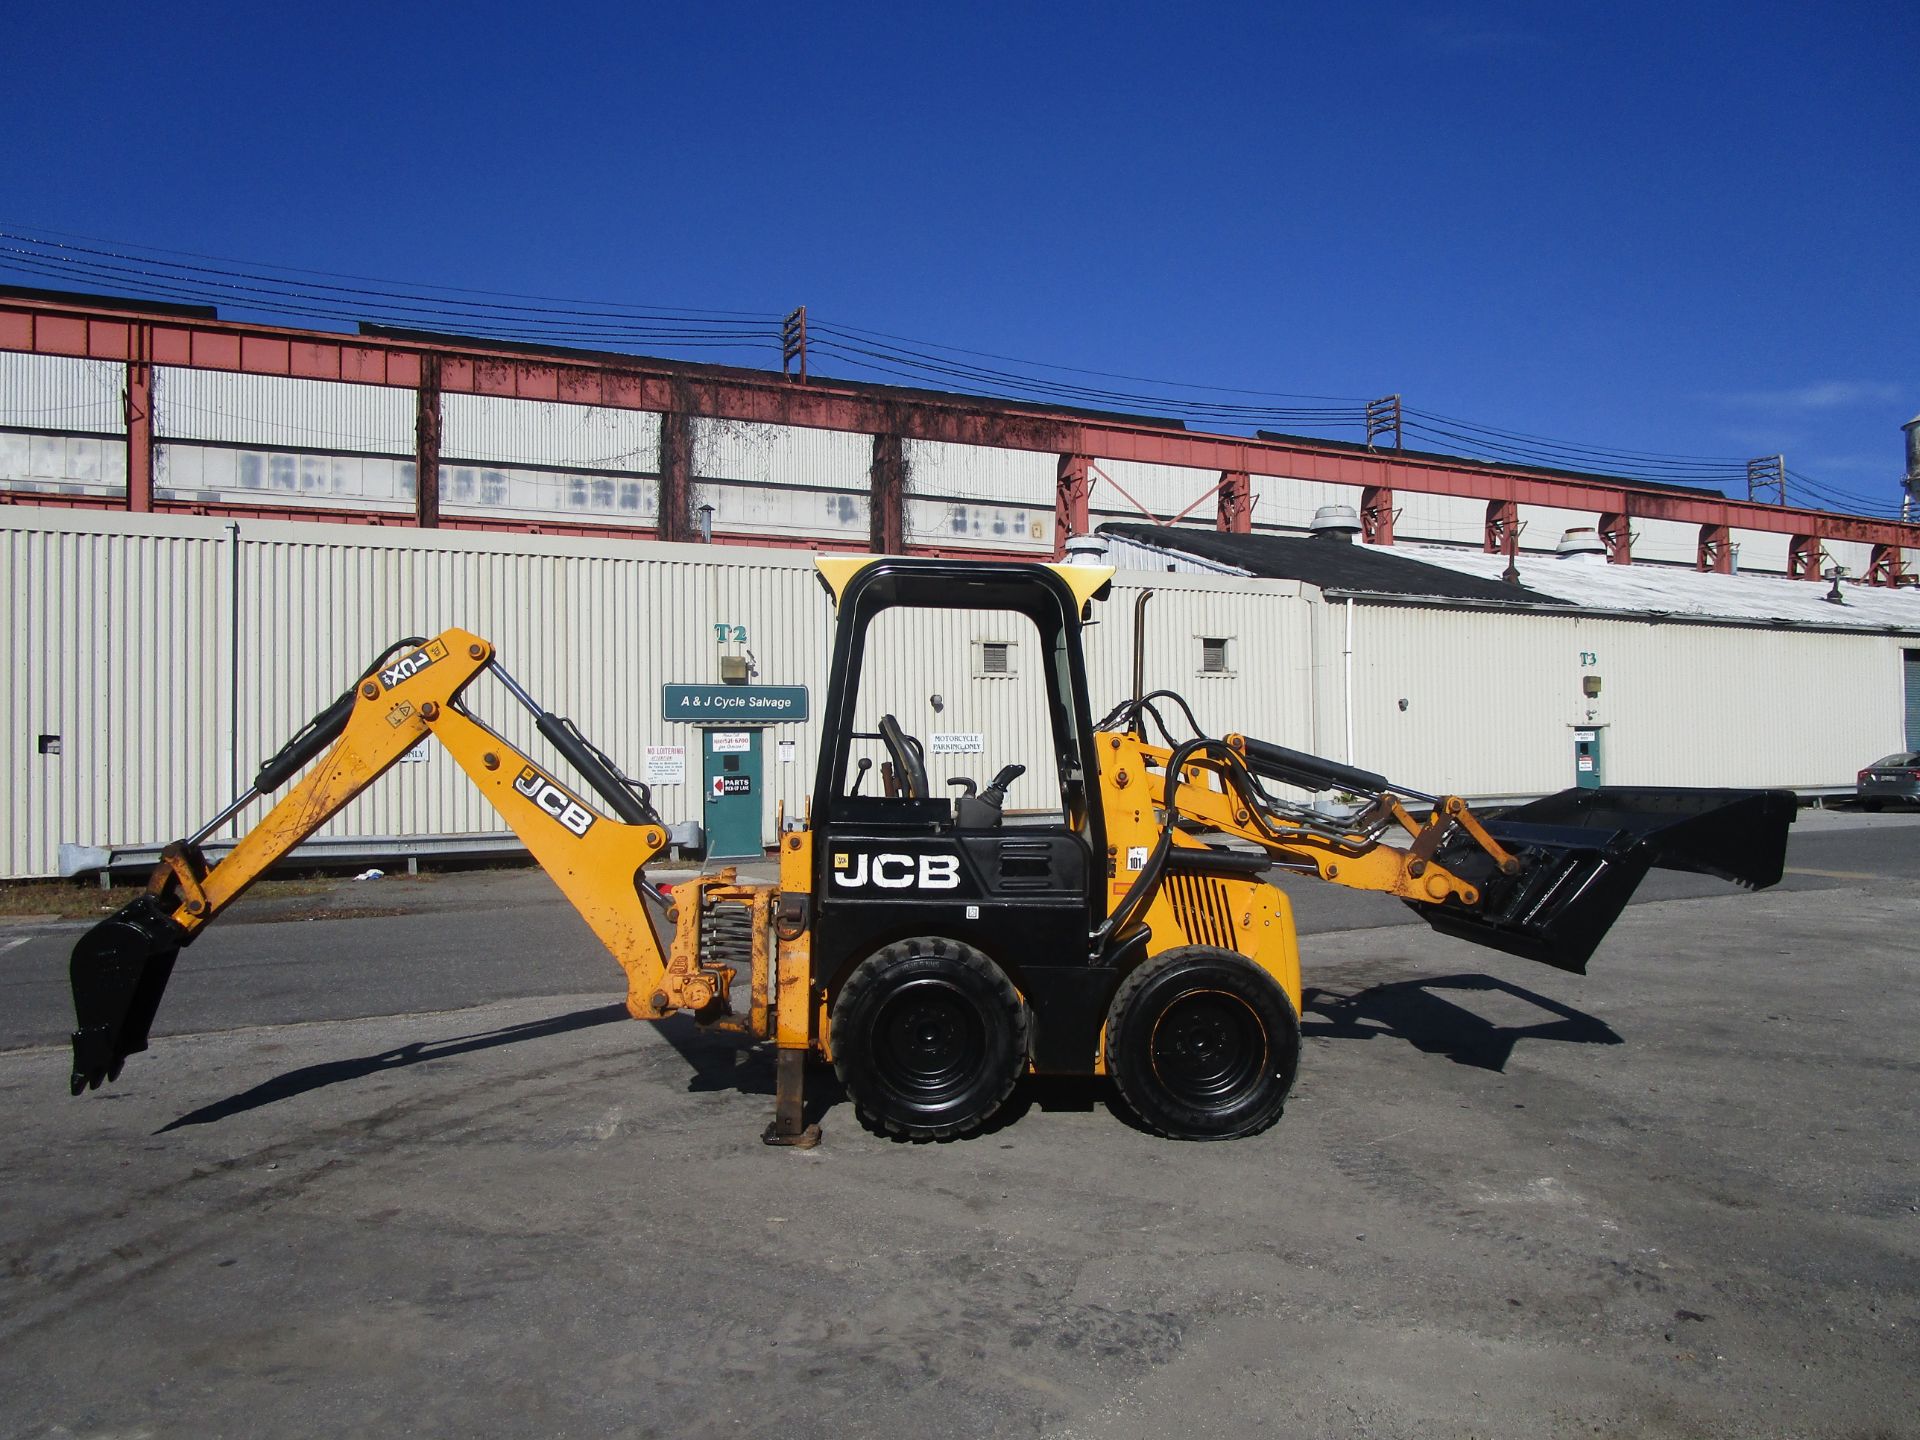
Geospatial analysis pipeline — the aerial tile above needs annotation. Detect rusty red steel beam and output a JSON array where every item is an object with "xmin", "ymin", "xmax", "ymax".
[{"xmin": 4, "ymin": 295, "xmax": 1917, "ymax": 550}]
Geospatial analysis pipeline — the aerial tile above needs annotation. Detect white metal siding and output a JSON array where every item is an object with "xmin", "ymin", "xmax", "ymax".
[
  {"xmin": 1346, "ymin": 601, "xmax": 1907, "ymax": 796},
  {"xmin": 1247, "ymin": 475, "xmax": 1364, "ymax": 532},
  {"xmin": 156, "ymin": 369, "xmax": 414, "ymax": 454},
  {"xmin": 1087, "ymin": 458, "xmax": 1222, "ymax": 523},
  {"xmin": 695, "ymin": 480, "xmax": 867, "ymax": 541},
  {"xmin": 1628, "ymin": 517, "xmax": 1700, "ymax": 566},
  {"xmin": 0, "ymin": 431, "xmax": 127, "ymax": 494},
  {"xmin": 902, "ymin": 439, "xmax": 1054, "ymax": 506},
  {"xmin": 2, "ymin": 514, "xmax": 231, "ymax": 878},
  {"xmin": 905, "ymin": 497, "xmax": 1052, "ymax": 553},
  {"xmin": 1391, "ymin": 490, "xmax": 1486, "ymax": 548},
  {"xmin": 157, "ymin": 444, "xmax": 416, "ymax": 512},
  {"xmin": 1094, "ymin": 576, "xmax": 1315, "ymax": 751},
  {"xmin": 441, "ymin": 462, "xmax": 653, "ymax": 525},
  {"xmin": 693, "ymin": 419, "xmax": 870, "ymax": 493},
  {"xmin": 1729, "ymin": 527, "xmax": 1791, "ymax": 574},
  {"xmin": 441, "ymin": 393, "xmax": 661, "ymax": 473},
  {"xmin": 0, "ymin": 352, "xmax": 125, "ymax": 434},
  {"xmin": 1822, "ymin": 539, "xmax": 1874, "ymax": 577},
  {"xmin": 4, "ymin": 506, "xmax": 1912, "ymax": 876}
]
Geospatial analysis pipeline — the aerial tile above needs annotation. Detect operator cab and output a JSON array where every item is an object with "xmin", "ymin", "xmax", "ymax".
[{"xmin": 809, "ymin": 559, "xmax": 1114, "ymax": 1043}]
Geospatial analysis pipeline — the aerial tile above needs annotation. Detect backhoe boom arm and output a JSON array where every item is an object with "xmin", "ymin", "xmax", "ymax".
[{"xmin": 69, "ymin": 630, "xmax": 693, "ymax": 1094}]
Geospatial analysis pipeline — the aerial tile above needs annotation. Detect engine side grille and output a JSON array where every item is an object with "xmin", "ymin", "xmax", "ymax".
[{"xmin": 1167, "ymin": 873, "xmax": 1239, "ymax": 951}]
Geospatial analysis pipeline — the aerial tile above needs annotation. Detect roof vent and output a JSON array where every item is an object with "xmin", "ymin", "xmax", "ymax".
[
  {"xmin": 1308, "ymin": 504, "xmax": 1362, "ymax": 542},
  {"xmin": 1555, "ymin": 527, "xmax": 1607, "ymax": 559},
  {"xmin": 1062, "ymin": 534, "xmax": 1110, "ymax": 566}
]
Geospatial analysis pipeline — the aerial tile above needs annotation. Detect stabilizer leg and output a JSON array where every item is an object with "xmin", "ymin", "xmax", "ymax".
[{"xmin": 762, "ymin": 1047, "xmax": 821, "ymax": 1148}]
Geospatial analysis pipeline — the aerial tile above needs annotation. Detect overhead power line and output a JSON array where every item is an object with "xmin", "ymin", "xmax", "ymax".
[{"xmin": 0, "ymin": 226, "xmax": 1900, "ymax": 520}]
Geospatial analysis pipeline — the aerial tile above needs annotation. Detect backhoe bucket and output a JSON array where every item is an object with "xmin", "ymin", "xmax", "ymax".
[
  {"xmin": 69, "ymin": 894, "xmax": 189, "ymax": 1094},
  {"xmin": 1415, "ymin": 787, "xmax": 1795, "ymax": 974}
]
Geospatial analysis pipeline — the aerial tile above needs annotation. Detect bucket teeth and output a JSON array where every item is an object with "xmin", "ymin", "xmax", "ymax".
[{"xmin": 68, "ymin": 894, "xmax": 187, "ymax": 1094}]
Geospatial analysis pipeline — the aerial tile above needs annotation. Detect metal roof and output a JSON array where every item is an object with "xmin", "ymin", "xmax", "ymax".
[
  {"xmin": 1097, "ymin": 524, "xmax": 1560, "ymax": 604},
  {"xmin": 1098, "ymin": 523, "xmax": 1920, "ymax": 634}
]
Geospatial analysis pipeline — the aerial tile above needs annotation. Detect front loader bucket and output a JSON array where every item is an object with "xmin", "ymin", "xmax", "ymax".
[
  {"xmin": 1415, "ymin": 787, "xmax": 1795, "ymax": 974},
  {"xmin": 69, "ymin": 894, "xmax": 189, "ymax": 1094}
]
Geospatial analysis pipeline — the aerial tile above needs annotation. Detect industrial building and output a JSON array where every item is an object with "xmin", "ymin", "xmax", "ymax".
[{"xmin": 4, "ymin": 288, "xmax": 1918, "ymax": 878}]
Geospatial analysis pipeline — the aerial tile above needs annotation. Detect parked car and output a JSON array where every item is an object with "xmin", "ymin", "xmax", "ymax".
[{"xmin": 1857, "ymin": 752, "xmax": 1920, "ymax": 810}]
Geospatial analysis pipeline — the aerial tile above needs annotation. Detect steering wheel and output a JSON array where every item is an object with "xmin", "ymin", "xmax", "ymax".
[{"xmin": 877, "ymin": 714, "xmax": 928, "ymax": 799}]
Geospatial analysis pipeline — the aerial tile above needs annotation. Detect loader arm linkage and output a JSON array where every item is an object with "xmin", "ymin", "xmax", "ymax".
[
  {"xmin": 69, "ymin": 629, "xmax": 741, "ymax": 1096},
  {"xmin": 1096, "ymin": 722, "xmax": 1793, "ymax": 975}
]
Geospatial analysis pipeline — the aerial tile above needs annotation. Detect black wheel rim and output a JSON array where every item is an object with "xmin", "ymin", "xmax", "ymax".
[
  {"xmin": 1148, "ymin": 988, "xmax": 1267, "ymax": 1106},
  {"xmin": 872, "ymin": 978, "xmax": 987, "ymax": 1102}
]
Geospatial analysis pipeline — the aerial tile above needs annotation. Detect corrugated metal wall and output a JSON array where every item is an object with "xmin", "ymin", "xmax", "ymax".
[
  {"xmin": 0, "ymin": 510, "xmax": 1301, "ymax": 875},
  {"xmin": 441, "ymin": 393, "xmax": 661, "ymax": 472},
  {"xmin": 1346, "ymin": 601, "xmax": 1908, "ymax": 795},
  {"xmin": 1087, "ymin": 458, "xmax": 1221, "ymax": 524},
  {"xmin": 0, "ymin": 353, "xmax": 129, "ymax": 497},
  {"xmin": 1628, "ymin": 517, "xmax": 1700, "ymax": 566},
  {"xmin": 156, "ymin": 446, "xmax": 416, "ymax": 512},
  {"xmin": 1730, "ymin": 528, "xmax": 1791, "ymax": 573},
  {"xmin": 4, "ymin": 514, "xmax": 231, "ymax": 878},
  {"xmin": 1248, "ymin": 474, "xmax": 1363, "ymax": 532},
  {"xmin": 155, "ymin": 369, "xmax": 414, "ymax": 452},
  {"xmin": 0, "ymin": 352, "xmax": 125, "ymax": 434},
  {"xmin": 151, "ymin": 369, "xmax": 418, "ymax": 514},
  {"xmin": 1392, "ymin": 490, "xmax": 1486, "ymax": 548},
  {"xmin": 4, "ymin": 506, "xmax": 1912, "ymax": 876}
]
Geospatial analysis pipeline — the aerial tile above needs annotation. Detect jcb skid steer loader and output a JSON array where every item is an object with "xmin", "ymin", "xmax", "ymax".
[{"xmin": 69, "ymin": 557, "xmax": 1794, "ymax": 1143}]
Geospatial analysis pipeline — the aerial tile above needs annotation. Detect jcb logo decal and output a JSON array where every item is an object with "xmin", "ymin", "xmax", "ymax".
[
  {"xmin": 832, "ymin": 852, "xmax": 961, "ymax": 890},
  {"xmin": 513, "ymin": 765, "xmax": 596, "ymax": 838},
  {"xmin": 380, "ymin": 640, "xmax": 449, "ymax": 691}
]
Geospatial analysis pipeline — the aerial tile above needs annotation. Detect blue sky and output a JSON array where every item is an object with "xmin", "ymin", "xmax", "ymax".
[{"xmin": 3, "ymin": 2, "xmax": 1914, "ymax": 514}]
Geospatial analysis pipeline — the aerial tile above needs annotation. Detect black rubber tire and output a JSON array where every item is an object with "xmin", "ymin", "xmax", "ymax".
[
  {"xmin": 831, "ymin": 937, "xmax": 1028, "ymax": 1140},
  {"xmin": 1105, "ymin": 946, "xmax": 1300, "ymax": 1141}
]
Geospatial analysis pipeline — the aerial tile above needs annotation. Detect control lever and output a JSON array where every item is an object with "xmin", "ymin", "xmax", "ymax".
[
  {"xmin": 947, "ymin": 777, "xmax": 979, "ymax": 798},
  {"xmin": 851, "ymin": 756, "xmax": 872, "ymax": 796},
  {"xmin": 980, "ymin": 764, "xmax": 1025, "ymax": 805}
]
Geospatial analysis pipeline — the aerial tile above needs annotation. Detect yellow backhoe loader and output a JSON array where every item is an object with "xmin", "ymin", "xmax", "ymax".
[{"xmin": 69, "ymin": 556, "xmax": 1794, "ymax": 1143}]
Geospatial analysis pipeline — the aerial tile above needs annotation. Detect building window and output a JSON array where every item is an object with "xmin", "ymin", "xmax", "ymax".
[
  {"xmin": 1200, "ymin": 637, "xmax": 1232, "ymax": 675},
  {"xmin": 975, "ymin": 640, "xmax": 1016, "ymax": 678}
]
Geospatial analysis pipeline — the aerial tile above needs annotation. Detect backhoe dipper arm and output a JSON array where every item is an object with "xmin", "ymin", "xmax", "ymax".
[{"xmin": 70, "ymin": 629, "xmax": 689, "ymax": 1094}]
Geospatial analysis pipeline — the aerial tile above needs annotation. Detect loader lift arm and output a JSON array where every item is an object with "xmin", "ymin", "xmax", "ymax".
[
  {"xmin": 69, "ymin": 629, "xmax": 734, "ymax": 1095},
  {"xmin": 1094, "ymin": 690, "xmax": 1793, "ymax": 975}
]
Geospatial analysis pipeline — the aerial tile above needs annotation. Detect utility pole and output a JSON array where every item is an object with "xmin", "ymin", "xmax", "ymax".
[
  {"xmin": 1365, "ymin": 395, "xmax": 1402, "ymax": 452},
  {"xmin": 781, "ymin": 307, "xmax": 808, "ymax": 383},
  {"xmin": 1746, "ymin": 454, "xmax": 1786, "ymax": 505}
]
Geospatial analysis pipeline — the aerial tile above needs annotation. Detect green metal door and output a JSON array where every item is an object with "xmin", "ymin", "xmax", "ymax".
[
  {"xmin": 1574, "ymin": 728, "xmax": 1603, "ymax": 790},
  {"xmin": 703, "ymin": 730, "xmax": 763, "ymax": 859}
]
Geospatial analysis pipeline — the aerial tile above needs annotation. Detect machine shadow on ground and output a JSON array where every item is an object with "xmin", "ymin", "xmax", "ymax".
[
  {"xmin": 1301, "ymin": 972, "xmax": 1622, "ymax": 1071},
  {"xmin": 156, "ymin": 1003, "xmax": 632, "ymax": 1132},
  {"xmin": 659, "ymin": 1014, "xmax": 1126, "ymax": 1140}
]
